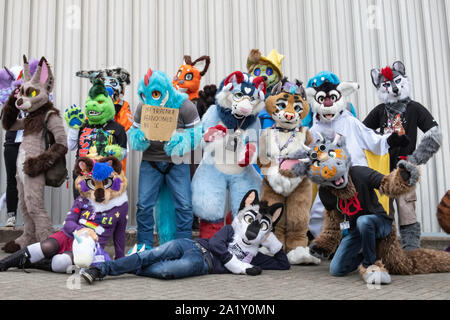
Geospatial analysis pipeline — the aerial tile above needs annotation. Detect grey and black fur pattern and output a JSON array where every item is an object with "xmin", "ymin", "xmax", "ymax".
[
  {"xmin": 407, "ymin": 126, "xmax": 442, "ymax": 165},
  {"xmin": 76, "ymin": 67, "xmax": 130, "ymax": 102}
]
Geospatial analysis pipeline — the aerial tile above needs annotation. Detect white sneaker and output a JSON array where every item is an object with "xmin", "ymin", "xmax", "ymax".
[{"xmin": 5, "ymin": 216, "xmax": 16, "ymax": 228}]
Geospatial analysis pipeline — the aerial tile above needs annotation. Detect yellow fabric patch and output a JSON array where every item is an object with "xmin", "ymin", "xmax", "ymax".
[{"xmin": 364, "ymin": 150, "xmax": 390, "ymax": 215}]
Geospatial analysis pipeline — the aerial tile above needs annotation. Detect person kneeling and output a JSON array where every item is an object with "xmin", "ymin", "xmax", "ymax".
[{"xmin": 81, "ymin": 190, "xmax": 290, "ymax": 283}]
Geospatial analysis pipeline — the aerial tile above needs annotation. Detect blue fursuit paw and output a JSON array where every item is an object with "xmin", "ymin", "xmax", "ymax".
[{"xmin": 129, "ymin": 127, "xmax": 151, "ymax": 151}]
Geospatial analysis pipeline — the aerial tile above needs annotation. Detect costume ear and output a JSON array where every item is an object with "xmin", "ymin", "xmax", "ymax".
[
  {"xmin": 32, "ymin": 57, "xmax": 54, "ymax": 92},
  {"xmin": 22, "ymin": 55, "xmax": 31, "ymax": 81},
  {"xmin": 305, "ymin": 87, "xmax": 316, "ymax": 101},
  {"xmin": 239, "ymin": 190, "xmax": 259, "ymax": 211},
  {"xmin": 224, "ymin": 71, "xmax": 244, "ymax": 88},
  {"xmin": 271, "ymin": 81, "xmax": 283, "ymax": 96},
  {"xmin": 192, "ymin": 56, "xmax": 211, "ymax": 76},
  {"xmin": 392, "ymin": 61, "xmax": 406, "ymax": 76},
  {"xmin": 371, "ymin": 69, "xmax": 382, "ymax": 87},
  {"xmin": 184, "ymin": 55, "xmax": 193, "ymax": 66},
  {"xmin": 74, "ymin": 157, "xmax": 94, "ymax": 176},
  {"xmin": 3, "ymin": 67, "xmax": 15, "ymax": 81},
  {"xmin": 100, "ymin": 156, "xmax": 122, "ymax": 174},
  {"xmin": 269, "ymin": 203, "xmax": 284, "ymax": 227},
  {"xmin": 337, "ymin": 81, "xmax": 359, "ymax": 97}
]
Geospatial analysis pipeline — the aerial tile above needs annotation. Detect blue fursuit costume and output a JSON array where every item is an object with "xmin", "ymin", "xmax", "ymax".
[
  {"xmin": 192, "ymin": 71, "xmax": 266, "ymax": 238},
  {"xmin": 128, "ymin": 69, "xmax": 202, "ymax": 253}
]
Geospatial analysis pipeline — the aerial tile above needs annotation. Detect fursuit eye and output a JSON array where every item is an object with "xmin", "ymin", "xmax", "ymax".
[
  {"xmin": 319, "ymin": 144, "xmax": 326, "ymax": 151},
  {"xmin": 152, "ymin": 91, "xmax": 162, "ymax": 99},
  {"xmin": 260, "ymin": 221, "xmax": 269, "ymax": 231},
  {"xmin": 328, "ymin": 150, "xmax": 337, "ymax": 158},
  {"xmin": 310, "ymin": 152, "xmax": 318, "ymax": 160},
  {"xmin": 140, "ymin": 92, "xmax": 146, "ymax": 101},
  {"xmin": 103, "ymin": 178, "xmax": 113, "ymax": 189},
  {"xmin": 176, "ymin": 70, "xmax": 182, "ymax": 78},
  {"xmin": 313, "ymin": 160, "xmax": 320, "ymax": 167},
  {"xmin": 316, "ymin": 92, "xmax": 326, "ymax": 103},
  {"xmin": 86, "ymin": 179, "xmax": 96, "ymax": 190},
  {"xmin": 26, "ymin": 88, "xmax": 39, "ymax": 98},
  {"xmin": 383, "ymin": 82, "xmax": 391, "ymax": 88},
  {"xmin": 254, "ymin": 68, "xmax": 261, "ymax": 76},
  {"xmin": 266, "ymin": 67, "xmax": 273, "ymax": 76},
  {"xmin": 330, "ymin": 94, "xmax": 338, "ymax": 102},
  {"xmin": 395, "ymin": 78, "xmax": 402, "ymax": 84},
  {"xmin": 97, "ymin": 100, "xmax": 104, "ymax": 104},
  {"xmin": 110, "ymin": 79, "xmax": 118, "ymax": 87},
  {"xmin": 233, "ymin": 92, "xmax": 244, "ymax": 100},
  {"xmin": 185, "ymin": 73, "xmax": 194, "ymax": 81},
  {"xmin": 244, "ymin": 214, "xmax": 254, "ymax": 224},
  {"xmin": 294, "ymin": 104, "xmax": 303, "ymax": 113},
  {"xmin": 276, "ymin": 102, "xmax": 287, "ymax": 110}
]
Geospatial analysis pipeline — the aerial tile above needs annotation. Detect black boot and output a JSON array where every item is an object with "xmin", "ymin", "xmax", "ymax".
[
  {"xmin": 81, "ymin": 267, "xmax": 104, "ymax": 284},
  {"xmin": 0, "ymin": 249, "xmax": 31, "ymax": 271},
  {"xmin": 27, "ymin": 258, "xmax": 53, "ymax": 272}
]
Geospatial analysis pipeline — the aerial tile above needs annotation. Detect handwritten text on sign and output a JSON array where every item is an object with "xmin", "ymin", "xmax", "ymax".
[{"xmin": 141, "ymin": 105, "xmax": 179, "ymax": 142}]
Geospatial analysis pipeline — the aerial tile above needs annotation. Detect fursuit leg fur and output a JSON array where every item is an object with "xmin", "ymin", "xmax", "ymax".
[{"xmin": 261, "ymin": 180, "xmax": 286, "ymax": 247}]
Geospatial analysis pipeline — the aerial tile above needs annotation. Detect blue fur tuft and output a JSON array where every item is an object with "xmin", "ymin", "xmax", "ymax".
[
  {"xmin": 164, "ymin": 125, "xmax": 202, "ymax": 157},
  {"xmin": 306, "ymin": 71, "xmax": 340, "ymax": 88},
  {"xmin": 129, "ymin": 127, "xmax": 151, "ymax": 151},
  {"xmin": 92, "ymin": 162, "xmax": 113, "ymax": 181},
  {"xmin": 137, "ymin": 70, "xmax": 187, "ymax": 109}
]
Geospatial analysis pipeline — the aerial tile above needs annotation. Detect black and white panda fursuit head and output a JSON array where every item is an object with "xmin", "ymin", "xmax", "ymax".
[
  {"xmin": 225, "ymin": 190, "xmax": 284, "ymax": 275},
  {"xmin": 371, "ymin": 61, "xmax": 411, "ymax": 104}
]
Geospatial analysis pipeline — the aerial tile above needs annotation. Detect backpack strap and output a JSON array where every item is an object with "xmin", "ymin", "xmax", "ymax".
[{"xmin": 42, "ymin": 110, "xmax": 57, "ymax": 150}]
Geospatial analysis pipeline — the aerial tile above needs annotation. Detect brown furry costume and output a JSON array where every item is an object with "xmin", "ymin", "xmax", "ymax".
[
  {"xmin": 437, "ymin": 190, "xmax": 450, "ymax": 234},
  {"xmin": 258, "ymin": 79, "xmax": 315, "ymax": 259},
  {"xmin": 1, "ymin": 56, "xmax": 67, "ymax": 253},
  {"xmin": 314, "ymin": 169, "xmax": 450, "ymax": 274}
]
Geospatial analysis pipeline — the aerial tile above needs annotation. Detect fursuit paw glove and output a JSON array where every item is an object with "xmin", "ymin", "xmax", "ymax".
[
  {"xmin": 397, "ymin": 160, "xmax": 419, "ymax": 186},
  {"xmin": 287, "ymin": 246, "xmax": 321, "ymax": 265},
  {"xmin": 238, "ymin": 143, "xmax": 257, "ymax": 167},
  {"xmin": 224, "ymin": 255, "xmax": 255, "ymax": 275},
  {"xmin": 129, "ymin": 127, "xmax": 151, "ymax": 151},
  {"xmin": 261, "ymin": 232, "xmax": 283, "ymax": 255},
  {"xmin": 104, "ymin": 144, "xmax": 123, "ymax": 160},
  {"xmin": 164, "ymin": 126, "xmax": 202, "ymax": 157},
  {"xmin": 64, "ymin": 104, "xmax": 85, "ymax": 129},
  {"xmin": 387, "ymin": 132, "xmax": 410, "ymax": 148},
  {"xmin": 245, "ymin": 265, "xmax": 262, "ymax": 276},
  {"xmin": 203, "ymin": 125, "xmax": 227, "ymax": 142},
  {"xmin": 309, "ymin": 242, "xmax": 331, "ymax": 261}
]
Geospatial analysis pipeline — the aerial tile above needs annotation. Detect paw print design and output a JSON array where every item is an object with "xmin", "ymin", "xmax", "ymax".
[{"xmin": 64, "ymin": 104, "xmax": 85, "ymax": 129}]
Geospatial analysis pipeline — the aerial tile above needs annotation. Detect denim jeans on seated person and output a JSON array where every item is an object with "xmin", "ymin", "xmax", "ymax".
[
  {"xmin": 136, "ymin": 161, "xmax": 194, "ymax": 248},
  {"xmin": 97, "ymin": 239, "xmax": 210, "ymax": 279},
  {"xmin": 329, "ymin": 214, "xmax": 392, "ymax": 276}
]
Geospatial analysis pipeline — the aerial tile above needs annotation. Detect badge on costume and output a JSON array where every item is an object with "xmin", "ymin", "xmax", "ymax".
[{"xmin": 340, "ymin": 220, "xmax": 350, "ymax": 230}]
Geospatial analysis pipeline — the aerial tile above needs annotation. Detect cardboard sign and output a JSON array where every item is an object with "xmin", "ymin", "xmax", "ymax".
[{"xmin": 141, "ymin": 105, "xmax": 179, "ymax": 142}]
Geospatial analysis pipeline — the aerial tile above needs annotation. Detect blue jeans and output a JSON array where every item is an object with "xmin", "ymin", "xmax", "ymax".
[
  {"xmin": 97, "ymin": 239, "xmax": 210, "ymax": 279},
  {"xmin": 136, "ymin": 161, "xmax": 193, "ymax": 247},
  {"xmin": 330, "ymin": 214, "xmax": 392, "ymax": 276}
]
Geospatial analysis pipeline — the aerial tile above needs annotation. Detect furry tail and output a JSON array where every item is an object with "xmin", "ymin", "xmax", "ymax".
[
  {"xmin": 377, "ymin": 223, "xmax": 450, "ymax": 275},
  {"xmin": 155, "ymin": 182, "xmax": 176, "ymax": 245}
]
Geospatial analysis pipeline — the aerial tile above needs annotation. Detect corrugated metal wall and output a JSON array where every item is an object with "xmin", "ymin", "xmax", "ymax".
[{"xmin": 0, "ymin": 0, "xmax": 449, "ymax": 234}]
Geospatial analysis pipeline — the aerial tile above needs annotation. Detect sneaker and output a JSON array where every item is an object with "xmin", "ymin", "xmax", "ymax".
[
  {"xmin": 126, "ymin": 243, "xmax": 150, "ymax": 256},
  {"xmin": 81, "ymin": 267, "xmax": 104, "ymax": 284},
  {"xmin": 5, "ymin": 216, "xmax": 16, "ymax": 228}
]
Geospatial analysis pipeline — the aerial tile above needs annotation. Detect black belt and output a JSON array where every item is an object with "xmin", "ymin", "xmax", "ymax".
[{"xmin": 195, "ymin": 241, "xmax": 214, "ymax": 273}]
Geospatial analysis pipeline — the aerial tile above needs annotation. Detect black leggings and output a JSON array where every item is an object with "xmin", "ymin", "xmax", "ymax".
[{"xmin": 3, "ymin": 143, "xmax": 20, "ymax": 214}]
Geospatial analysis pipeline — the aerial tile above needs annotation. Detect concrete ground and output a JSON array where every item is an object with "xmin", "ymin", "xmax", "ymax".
[{"xmin": 0, "ymin": 244, "xmax": 448, "ymax": 300}]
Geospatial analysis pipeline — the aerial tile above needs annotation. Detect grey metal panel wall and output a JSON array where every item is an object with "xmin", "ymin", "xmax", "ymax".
[{"xmin": 0, "ymin": 0, "xmax": 449, "ymax": 233}]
